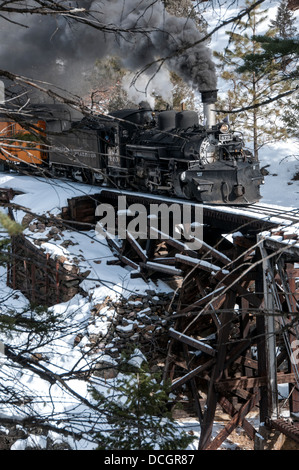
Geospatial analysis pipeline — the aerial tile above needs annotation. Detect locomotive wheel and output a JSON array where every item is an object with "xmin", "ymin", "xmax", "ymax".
[
  {"xmin": 173, "ymin": 172, "xmax": 188, "ymax": 199},
  {"xmin": 182, "ymin": 184, "xmax": 193, "ymax": 200},
  {"xmin": 221, "ymin": 181, "xmax": 229, "ymax": 203}
]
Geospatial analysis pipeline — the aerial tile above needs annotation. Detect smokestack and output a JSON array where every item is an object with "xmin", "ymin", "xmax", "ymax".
[{"xmin": 201, "ymin": 89, "xmax": 217, "ymax": 128}]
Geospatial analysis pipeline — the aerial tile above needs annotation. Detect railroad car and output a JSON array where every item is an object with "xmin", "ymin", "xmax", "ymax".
[
  {"xmin": 0, "ymin": 117, "xmax": 47, "ymax": 167},
  {"xmin": 0, "ymin": 90, "xmax": 264, "ymax": 205}
]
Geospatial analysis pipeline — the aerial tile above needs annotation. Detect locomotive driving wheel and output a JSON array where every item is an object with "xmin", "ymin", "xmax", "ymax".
[
  {"xmin": 172, "ymin": 171, "xmax": 194, "ymax": 200},
  {"xmin": 182, "ymin": 184, "xmax": 193, "ymax": 199}
]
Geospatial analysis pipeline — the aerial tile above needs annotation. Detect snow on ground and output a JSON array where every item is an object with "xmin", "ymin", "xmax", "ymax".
[
  {"xmin": 259, "ymin": 139, "xmax": 299, "ymax": 208},
  {"xmin": 0, "ymin": 0, "xmax": 298, "ymax": 449},
  {"xmin": 0, "ymin": 140, "xmax": 297, "ymax": 449},
  {"xmin": 0, "ymin": 173, "xmax": 179, "ymax": 450},
  {"xmin": 0, "ymin": 173, "xmax": 99, "ymax": 220}
]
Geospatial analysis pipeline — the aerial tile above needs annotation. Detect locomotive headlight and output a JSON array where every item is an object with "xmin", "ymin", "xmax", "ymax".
[
  {"xmin": 180, "ymin": 171, "xmax": 187, "ymax": 182},
  {"xmin": 220, "ymin": 123, "xmax": 230, "ymax": 133}
]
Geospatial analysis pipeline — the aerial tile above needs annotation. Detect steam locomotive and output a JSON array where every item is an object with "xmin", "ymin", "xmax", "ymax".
[{"xmin": 0, "ymin": 90, "xmax": 264, "ymax": 205}]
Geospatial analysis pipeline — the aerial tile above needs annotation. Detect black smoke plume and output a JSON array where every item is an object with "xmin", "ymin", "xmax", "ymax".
[{"xmin": 0, "ymin": 0, "xmax": 216, "ymax": 100}]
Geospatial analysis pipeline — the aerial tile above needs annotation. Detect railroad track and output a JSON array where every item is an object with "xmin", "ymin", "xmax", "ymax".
[
  {"xmin": 1, "ymin": 180, "xmax": 299, "ymax": 238},
  {"xmin": 98, "ymin": 186, "xmax": 299, "ymax": 233},
  {"xmin": 244, "ymin": 203, "xmax": 299, "ymax": 225}
]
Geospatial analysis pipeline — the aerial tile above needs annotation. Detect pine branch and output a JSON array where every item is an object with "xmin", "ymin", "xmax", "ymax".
[
  {"xmin": 0, "ymin": 415, "xmax": 84, "ymax": 441},
  {"xmin": 216, "ymin": 85, "xmax": 299, "ymax": 114}
]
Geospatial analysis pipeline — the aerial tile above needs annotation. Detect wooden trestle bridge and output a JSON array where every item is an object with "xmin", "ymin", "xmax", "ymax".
[
  {"xmin": 96, "ymin": 189, "xmax": 299, "ymax": 450},
  {"xmin": 2, "ymin": 186, "xmax": 299, "ymax": 450}
]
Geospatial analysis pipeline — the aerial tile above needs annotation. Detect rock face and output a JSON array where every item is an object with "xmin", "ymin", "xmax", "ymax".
[
  {"xmin": 6, "ymin": 211, "xmax": 176, "ymax": 371},
  {"xmin": 86, "ymin": 290, "xmax": 175, "ymax": 373}
]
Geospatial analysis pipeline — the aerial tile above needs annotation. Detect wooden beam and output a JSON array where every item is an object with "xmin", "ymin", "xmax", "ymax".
[
  {"xmin": 218, "ymin": 395, "xmax": 257, "ymax": 441},
  {"xmin": 169, "ymin": 328, "xmax": 216, "ymax": 357},
  {"xmin": 216, "ymin": 372, "xmax": 296, "ymax": 391},
  {"xmin": 204, "ymin": 392, "xmax": 258, "ymax": 450},
  {"xmin": 175, "ymin": 253, "xmax": 226, "ymax": 275},
  {"xmin": 234, "ymin": 354, "xmax": 258, "ymax": 371},
  {"xmin": 149, "ymin": 226, "xmax": 198, "ymax": 256},
  {"xmin": 178, "ymin": 286, "xmax": 226, "ymax": 314},
  {"xmin": 223, "ymin": 339, "xmax": 253, "ymax": 371},
  {"xmin": 101, "ymin": 227, "xmax": 122, "ymax": 253},
  {"xmin": 170, "ymin": 358, "xmax": 215, "ymax": 391},
  {"xmin": 216, "ymin": 271, "xmax": 263, "ymax": 309},
  {"xmin": 277, "ymin": 260, "xmax": 299, "ymax": 414},
  {"xmin": 140, "ymin": 261, "xmax": 183, "ymax": 276},
  {"xmin": 259, "ymin": 241, "xmax": 279, "ymax": 420},
  {"xmin": 182, "ymin": 343, "xmax": 204, "ymax": 423},
  {"xmin": 192, "ymin": 236, "xmax": 232, "ymax": 265},
  {"xmin": 118, "ymin": 255, "xmax": 139, "ymax": 270},
  {"xmin": 126, "ymin": 232, "xmax": 148, "ymax": 262},
  {"xmin": 198, "ymin": 292, "xmax": 236, "ymax": 450},
  {"xmin": 154, "ymin": 257, "xmax": 177, "ymax": 265}
]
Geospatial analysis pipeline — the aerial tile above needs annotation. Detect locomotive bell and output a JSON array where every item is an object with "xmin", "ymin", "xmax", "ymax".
[{"xmin": 201, "ymin": 89, "xmax": 218, "ymax": 128}]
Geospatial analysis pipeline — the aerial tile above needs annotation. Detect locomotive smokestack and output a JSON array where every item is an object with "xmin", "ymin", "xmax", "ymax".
[{"xmin": 201, "ymin": 90, "xmax": 217, "ymax": 128}]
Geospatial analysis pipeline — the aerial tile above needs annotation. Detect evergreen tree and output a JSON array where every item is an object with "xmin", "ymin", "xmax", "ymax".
[
  {"xmin": 162, "ymin": 0, "xmax": 208, "ymax": 33},
  {"xmin": 235, "ymin": 1, "xmax": 298, "ymax": 142},
  {"xmin": 237, "ymin": 1, "xmax": 298, "ymax": 92},
  {"xmin": 238, "ymin": 35, "xmax": 299, "ymax": 78},
  {"xmin": 86, "ymin": 57, "xmax": 137, "ymax": 112},
  {"xmin": 213, "ymin": 0, "xmax": 292, "ymax": 158},
  {"xmin": 0, "ymin": 212, "xmax": 23, "ymax": 237},
  {"xmin": 269, "ymin": 1, "xmax": 298, "ymax": 136},
  {"xmin": 153, "ymin": 72, "xmax": 195, "ymax": 110},
  {"xmin": 283, "ymin": 94, "xmax": 299, "ymax": 138},
  {"xmin": 269, "ymin": 0, "xmax": 297, "ymax": 39},
  {"xmin": 91, "ymin": 351, "xmax": 193, "ymax": 450},
  {"xmin": 0, "ymin": 213, "xmax": 22, "ymax": 269}
]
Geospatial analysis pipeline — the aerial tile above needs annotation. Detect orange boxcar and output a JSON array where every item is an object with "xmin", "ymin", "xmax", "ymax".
[{"xmin": 0, "ymin": 119, "xmax": 47, "ymax": 166}]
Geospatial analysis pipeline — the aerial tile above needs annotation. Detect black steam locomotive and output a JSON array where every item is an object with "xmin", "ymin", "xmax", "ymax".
[{"xmin": 0, "ymin": 90, "xmax": 264, "ymax": 205}]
